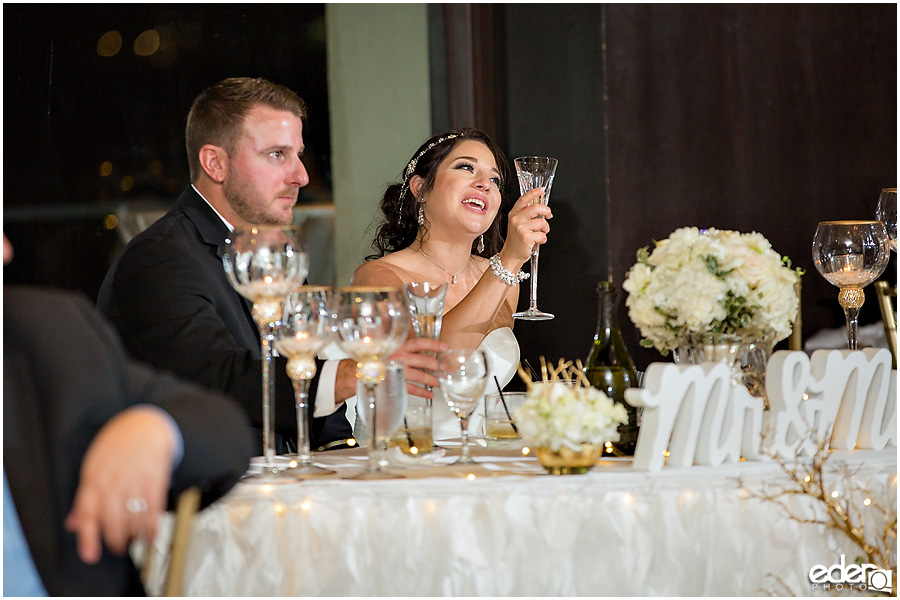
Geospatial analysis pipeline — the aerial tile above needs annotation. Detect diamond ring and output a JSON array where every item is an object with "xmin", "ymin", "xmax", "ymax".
[{"xmin": 125, "ymin": 497, "xmax": 148, "ymax": 513}]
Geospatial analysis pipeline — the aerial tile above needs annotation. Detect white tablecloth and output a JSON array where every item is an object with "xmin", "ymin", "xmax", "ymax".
[{"xmin": 149, "ymin": 446, "xmax": 896, "ymax": 596}]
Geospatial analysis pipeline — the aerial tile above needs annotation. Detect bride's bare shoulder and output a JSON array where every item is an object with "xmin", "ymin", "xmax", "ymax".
[{"xmin": 351, "ymin": 252, "xmax": 416, "ymax": 286}]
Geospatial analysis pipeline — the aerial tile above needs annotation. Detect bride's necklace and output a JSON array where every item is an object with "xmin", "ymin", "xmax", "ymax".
[{"xmin": 418, "ymin": 247, "xmax": 471, "ymax": 285}]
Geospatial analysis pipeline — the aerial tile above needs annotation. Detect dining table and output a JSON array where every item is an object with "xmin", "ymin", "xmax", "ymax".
[{"xmin": 143, "ymin": 440, "xmax": 896, "ymax": 596}]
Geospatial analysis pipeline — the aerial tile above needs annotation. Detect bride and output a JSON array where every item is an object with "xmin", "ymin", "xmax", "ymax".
[{"xmin": 351, "ymin": 128, "xmax": 552, "ymax": 439}]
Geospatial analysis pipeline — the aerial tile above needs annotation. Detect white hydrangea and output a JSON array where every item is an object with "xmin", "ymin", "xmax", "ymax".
[
  {"xmin": 514, "ymin": 382, "xmax": 628, "ymax": 452},
  {"xmin": 623, "ymin": 227, "xmax": 802, "ymax": 354}
]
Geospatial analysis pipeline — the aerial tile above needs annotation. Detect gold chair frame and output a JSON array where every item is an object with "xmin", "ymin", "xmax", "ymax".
[
  {"xmin": 140, "ymin": 486, "xmax": 202, "ymax": 596},
  {"xmin": 874, "ymin": 280, "xmax": 897, "ymax": 369}
]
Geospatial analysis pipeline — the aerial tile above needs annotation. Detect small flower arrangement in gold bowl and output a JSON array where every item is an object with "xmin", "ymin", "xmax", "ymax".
[{"xmin": 515, "ymin": 359, "xmax": 628, "ymax": 475}]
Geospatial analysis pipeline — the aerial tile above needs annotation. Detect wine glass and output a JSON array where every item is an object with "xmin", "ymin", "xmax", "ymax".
[
  {"xmin": 274, "ymin": 286, "xmax": 335, "ymax": 477},
  {"xmin": 437, "ymin": 349, "xmax": 489, "ymax": 464},
  {"xmin": 329, "ymin": 287, "xmax": 410, "ymax": 479},
  {"xmin": 512, "ymin": 156, "xmax": 558, "ymax": 321},
  {"xmin": 876, "ymin": 188, "xmax": 897, "ymax": 252},
  {"xmin": 812, "ymin": 221, "xmax": 889, "ymax": 349},
  {"xmin": 223, "ymin": 225, "xmax": 309, "ymax": 482},
  {"xmin": 353, "ymin": 361, "xmax": 408, "ymax": 471}
]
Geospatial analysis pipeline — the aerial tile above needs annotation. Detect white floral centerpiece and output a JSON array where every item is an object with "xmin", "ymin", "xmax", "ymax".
[
  {"xmin": 514, "ymin": 359, "xmax": 628, "ymax": 474},
  {"xmin": 622, "ymin": 227, "xmax": 803, "ymax": 355}
]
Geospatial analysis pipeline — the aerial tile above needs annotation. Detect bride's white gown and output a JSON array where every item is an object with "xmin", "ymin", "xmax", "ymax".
[{"xmin": 323, "ymin": 327, "xmax": 520, "ymax": 441}]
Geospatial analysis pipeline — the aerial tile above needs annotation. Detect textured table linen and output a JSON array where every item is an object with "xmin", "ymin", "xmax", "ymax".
[{"xmin": 150, "ymin": 446, "xmax": 896, "ymax": 596}]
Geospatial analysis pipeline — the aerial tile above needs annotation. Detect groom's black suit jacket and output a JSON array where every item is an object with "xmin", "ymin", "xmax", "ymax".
[
  {"xmin": 4, "ymin": 287, "xmax": 253, "ymax": 595},
  {"xmin": 97, "ymin": 186, "xmax": 351, "ymax": 449}
]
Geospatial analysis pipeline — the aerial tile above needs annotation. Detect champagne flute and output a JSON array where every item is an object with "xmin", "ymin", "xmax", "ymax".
[
  {"xmin": 812, "ymin": 220, "xmax": 889, "ymax": 349},
  {"xmin": 876, "ymin": 188, "xmax": 897, "ymax": 252},
  {"xmin": 512, "ymin": 156, "xmax": 558, "ymax": 321},
  {"xmin": 404, "ymin": 282, "xmax": 448, "ymax": 341},
  {"xmin": 223, "ymin": 225, "xmax": 308, "ymax": 482},
  {"xmin": 274, "ymin": 286, "xmax": 335, "ymax": 477},
  {"xmin": 437, "ymin": 349, "xmax": 489, "ymax": 465},
  {"xmin": 330, "ymin": 287, "xmax": 409, "ymax": 479},
  {"xmin": 395, "ymin": 282, "xmax": 447, "ymax": 454}
]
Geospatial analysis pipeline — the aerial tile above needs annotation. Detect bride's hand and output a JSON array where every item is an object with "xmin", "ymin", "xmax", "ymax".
[{"xmin": 499, "ymin": 187, "xmax": 552, "ymax": 267}]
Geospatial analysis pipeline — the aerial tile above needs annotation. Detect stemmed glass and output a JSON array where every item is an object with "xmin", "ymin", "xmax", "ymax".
[
  {"xmin": 404, "ymin": 282, "xmax": 448, "ymax": 342},
  {"xmin": 876, "ymin": 188, "xmax": 897, "ymax": 252},
  {"xmin": 512, "ymin": 156, "xmax": 558, "ymax": 321},
  {"xmin": 437, "ymin": 349, "xmax": 489, "ymax": 464},
  {"xmin": 812, "ymin": 221, "xmax": 890, "ymax": 349},
  {"xmin": 223, "ymin": 225, "xmax": 309, "ymax": 482},
  {"xmin": 354, "ymin": 361, "xmax": 408, "ymax": 472},
  {"xmin": 274, "ymin": 286, "xmax": 335, "ymax": 477},
  {"xmin": 398, "ymin": 282, "xmax": 447, "ymax": 454},
  {"xmin": 330, "ymin": 287, "xmax": 410, "ymax": 479}
]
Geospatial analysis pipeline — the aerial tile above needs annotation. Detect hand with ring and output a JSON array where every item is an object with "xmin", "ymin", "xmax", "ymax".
[{"xmin": 65, "ymin": 406, "xmax": 176, "ymax": 564}]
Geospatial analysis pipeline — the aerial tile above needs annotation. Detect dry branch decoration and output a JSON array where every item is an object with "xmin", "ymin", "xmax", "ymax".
[
  {"xmin": 744, "ymin": 426, "xmax": 897, "ymax": 593},
  {"xmin": 516, "ymin": 356, "xmax": 592, "ymax": 388}
]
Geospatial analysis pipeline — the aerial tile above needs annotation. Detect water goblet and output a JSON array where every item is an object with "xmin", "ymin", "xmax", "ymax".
[
  {"xmin": 274, "ymin": 286, "xmax": 336, "ymax": 477},
  {"xmin": 876, "ymin": 188, "xmax": 897, "ymax": 252},
  {"xmin": 512, "ymin": 156, "xmax": 558, "ymax": 321},
  {"xmin": 222, "ymin": 225, "xmax": 309, "ymax": 482},
  {"xmin": 812, "ymin": 220, "xmax": 890, "ymax": 349},
  {"xmin": 330, "ymin": 287, "xmax": 410, "ymax": 479},
  {"xmin": 437, "ymin": 349, "xmax": 489, "ymax": 465}
]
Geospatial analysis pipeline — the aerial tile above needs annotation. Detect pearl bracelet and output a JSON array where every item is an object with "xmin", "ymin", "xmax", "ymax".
[{"xmin": 489, "ymin": 254, "xmax": 530, "ymax": 286}]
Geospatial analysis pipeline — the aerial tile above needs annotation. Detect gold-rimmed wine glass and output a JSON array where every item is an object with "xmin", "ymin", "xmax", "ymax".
[
  {"xmin": 876, "ymin": 188, "xmax": 897, "ymax": 252},
  {"xmin": 274, "ymin": 286, "xmax": 336, "ymax": 477},
  {"xmin": 329, "ymin": 287, "xmax": 410, "ymax": 479},
  {"xmin": 512, "ymin": 156, "xmax": 558, "ymax": 321},
  {"xmin": 812, "ymin": 220, "xmax": 890, "ymax": 350},
  {"xmin": 223, "ymin": 225, "xmax": 308, "ymax": 483}
]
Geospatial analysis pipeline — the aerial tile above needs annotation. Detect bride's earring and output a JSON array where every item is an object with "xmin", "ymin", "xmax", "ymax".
[
  {"xmin": 417, "ymin": 200, "xmax": 425, "ymax": 227},
  {"xmin": 477, "ymin": 234, "xmax": 485, "ymax": 254}
]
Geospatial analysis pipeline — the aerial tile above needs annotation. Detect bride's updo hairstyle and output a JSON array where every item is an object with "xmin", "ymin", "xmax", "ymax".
[{"xmin": 367, "ymin": 128, "xmax": 511, "ymax": 260}]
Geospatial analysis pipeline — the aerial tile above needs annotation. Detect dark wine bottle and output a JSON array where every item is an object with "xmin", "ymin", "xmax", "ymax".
[{"xmin": 584, "ymin": 280, "xmax": 639, "ymax": 456}]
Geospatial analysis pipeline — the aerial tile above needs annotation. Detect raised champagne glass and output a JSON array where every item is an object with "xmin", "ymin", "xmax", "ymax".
[
  {"xmin": 330, "ymin": 287, "xmax": 410, "ymax": 479},
  {"xmin": 223, "ymin": 225, "xmax": 308, "ymax": 482},
  {"xmin": 512, "ymin": 156, "xmax": 558, "ymax": 321},
  {"xmin": 274, "ymin": 286, "xmax": 335, "ymax": 477},
  {"xmin": 437, "ymin": 349, "xmax": 489, "ymax": 465},
  {"xmin": 812, "ymin": 220, "xmax": 889, "ymax": 350}
]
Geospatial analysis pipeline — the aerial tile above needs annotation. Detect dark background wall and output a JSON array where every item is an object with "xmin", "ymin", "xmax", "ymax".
[
  {"xmin": 6, "ymin": 4, "xmax": 897, "ymax": 377},
  {"xmin": 431, "ymin": 3, "xmax": 896, "ymax": 378},
  {"xmin": 4, "ymin": 4, "xmax": 332, "ymax": 296}
]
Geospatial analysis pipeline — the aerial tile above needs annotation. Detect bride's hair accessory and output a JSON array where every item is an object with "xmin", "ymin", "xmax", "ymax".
[
  {"xmin": 399, "ymin": 133, "xmax": 461, "ymax": 205},
  {"xmin": 489, "ymin": 254, "xmax": 529, "ymax": 286}
]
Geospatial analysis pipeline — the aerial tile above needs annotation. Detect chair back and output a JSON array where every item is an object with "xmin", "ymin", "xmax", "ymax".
[{"xmin": 874, "ymin": 280, "xmax": 897, "ymax": 368}]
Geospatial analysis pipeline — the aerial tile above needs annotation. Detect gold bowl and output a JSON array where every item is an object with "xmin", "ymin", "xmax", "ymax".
[{"xmin": 534, "ymin": 444, "xmax": 602, "ymax": 475}]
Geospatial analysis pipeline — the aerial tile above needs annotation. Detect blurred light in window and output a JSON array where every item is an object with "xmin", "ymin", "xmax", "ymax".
[
  {"xmin": 97, "ymin": 31, "xmax": 122, "ymax": 57},
  {"xmin": 99, "ymin": 161, "xmax": 113, "ymax": 177},
  {"xmin": 103, "ymin": 214, "xmax": 118, "ymax": 230},
  {"xmin": 121, "ymin": 175, "xmax": 134, "ymax": 191},
  {"xmin": 149, "ymin": 159, "xmax": 164, "ymax": 175},
  {"xmin": 134, "ymin": 29, "xmax": 160, "ymax": 56}
]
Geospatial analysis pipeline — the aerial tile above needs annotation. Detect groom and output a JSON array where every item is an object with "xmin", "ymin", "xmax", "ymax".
[{"xmin": 97, "ymin": 77, "xmax": 443, "ymax": 451}]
